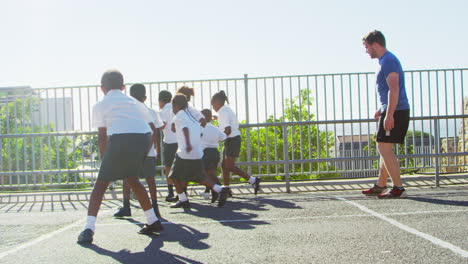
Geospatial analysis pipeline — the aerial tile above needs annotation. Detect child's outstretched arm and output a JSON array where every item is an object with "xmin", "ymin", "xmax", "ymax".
[
  {"xmin": 97, "ymin": 127, "xmax": 108, "ymax": 159},
  {"xmin": 182, "ymin": 127, "xmax": 192, "ymax": 152}
]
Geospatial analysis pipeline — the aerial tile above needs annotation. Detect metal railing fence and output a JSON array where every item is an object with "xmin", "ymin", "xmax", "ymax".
[{"xmin": 0, "ymin": 68, "xmax": 467, "ymax": 191}]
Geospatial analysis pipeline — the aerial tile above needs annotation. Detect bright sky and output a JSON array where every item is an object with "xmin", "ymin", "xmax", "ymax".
[{"xmin": 1, "ymin": 0, "xmax": 467, "ymax": 88}]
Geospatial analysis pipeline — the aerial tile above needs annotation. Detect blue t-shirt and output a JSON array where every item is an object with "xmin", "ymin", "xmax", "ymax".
[{"xmin": 376, "ymin": 51, "xmax": 410, "ymax": 112}]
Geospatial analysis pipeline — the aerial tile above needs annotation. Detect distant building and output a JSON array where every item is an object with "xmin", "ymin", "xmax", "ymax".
[{"xmin": 0, "ymin": 86, "xmax": 73, "ymax": 132}]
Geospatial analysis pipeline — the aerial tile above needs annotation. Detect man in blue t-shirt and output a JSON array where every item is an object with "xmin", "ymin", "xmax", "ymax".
[{"xmin": 361, "ymin": 30, "xmax": 410, "ymax": 198}]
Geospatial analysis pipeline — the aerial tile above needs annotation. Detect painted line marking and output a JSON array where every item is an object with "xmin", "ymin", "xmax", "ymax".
[
  {"xmin": 95, "ymin": 209, "xmax": 468, "ymax": 227},
  {"xmin": 0, "ymin": 210, "xmax": 112, "ymax": 261},
  {"xmin": 337, "ymin": 197, "xmax": 468, "ymax": 259}
]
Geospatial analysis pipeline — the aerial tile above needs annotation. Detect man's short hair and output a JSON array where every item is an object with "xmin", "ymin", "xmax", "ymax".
[
  {"xmin": 101, "ymin": 69, "xmax": 124, "ymax": 91},
  {"xmin": 130, "ymin": 83, "xmax": 146, "ymax": 100},
  {"xmin": 158, "ymin": 90, "xmax": 172, "ymax": 103},
  {"xmin": 363, "ymin": 30, "xmax": 386, "ymax": 48}
]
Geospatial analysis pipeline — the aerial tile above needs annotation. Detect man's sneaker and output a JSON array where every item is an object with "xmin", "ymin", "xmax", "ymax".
[
  {"xmin": 378, "ymin": 187, "xmax": 407, "ymax": 199},
  {"xmin": 165, "ymin": 195, "xmax": 179, "ymax": 202},
  {"xmin": 138, "ymin": 220, "xmax": 164, "ymax": 235},
  {"xmin": 114, "ymin": 207, "xmax": 131, "ymax": 217},
  {"xmin": 170, "ymin": 200, "xmax": 190, "ymax": 209},
  {"xmin": 202, "ymin": 191, "xmax": 210, "ymax": 200},
  {"xmin": 253, "ymin": 177, "xmax": 261, "ymax": 195},
  {"xmin": 211, "ymin": 190, "xmax": 219, "ymax": 203},
  {"xmin": 218, "ymin": 187, "xmax": 230, "ymax": 207},
  {"xmin": 77, "ymin": 229, "xmax": 94, "ymax": 244},
  {"xmin": 362, "ymin": 184, "xmax": 387, "ymax": 196}
]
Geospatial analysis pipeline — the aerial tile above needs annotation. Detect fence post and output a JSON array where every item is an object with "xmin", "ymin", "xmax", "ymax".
[
  {"xmin": 283, "ymin": 124, "xmax": 290, "ymax": 193},
  {"xmin": 244, "ymin": 74, "xmax": 252, "ymax": 176},
  {"xmin": 434, "ymin": 118, "xmax": 440, "ymax": 187}
]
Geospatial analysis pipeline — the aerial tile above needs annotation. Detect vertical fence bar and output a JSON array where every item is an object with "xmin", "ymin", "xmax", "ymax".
[
  {"xmin": 434, "ymin": 118, "xmax": 440, "ymax": 187},
  {"xmin": 283, "ymin": 124, "xmax": 290, "ymax": 193},
  {"xmin": 244, "ymin": 74, "xmax": 252, "ymax": 176}
]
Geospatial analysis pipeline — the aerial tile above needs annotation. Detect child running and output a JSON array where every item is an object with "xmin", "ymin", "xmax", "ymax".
[
  {"xmin": 200, "ymin": 109, "xmax": 226, "ymax": 202},
  {"xmin": 211, "ymin": 91, "xmax": 261, "ymax": 194},
  {"xmin": 77, "ymin": 70, "xmax": 163, "ymax": 244},
  {"xmin": 113, "ymin": 83, "xmax": 163, "ymax": 218},
  {"xmin": 176, "ymin": 86, "xmax": 206, "ymax": 127},
  {"xmin": 158, "ymin": 90, "xmax": 179, "ymax": 202},
  {"xmin": 169, "ymin": 94, "xmax": 230, "ymax": 208}
]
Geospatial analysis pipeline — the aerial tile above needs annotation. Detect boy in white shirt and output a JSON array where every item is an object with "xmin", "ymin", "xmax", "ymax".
[
  {"xmin": 211, "ymin": 90, "xmax": 261, "ymax": 194},
  {"xmin": 114, "ymin": 84, "xmax": 164, "ymax": 218},
  {"xmin": 169, "ymin": 94, "xmax": 230, "ymax": 208},
  {"xmin": 158, "ymin": 90, "xmax": 179, "ymax": 202},
  {"xmin": 77, "ymin": 70, "xmax": 163, "ymax": 244},
  {"xmin": 201, "ymin": 109, "xmax": 226, "ymax": 203}
]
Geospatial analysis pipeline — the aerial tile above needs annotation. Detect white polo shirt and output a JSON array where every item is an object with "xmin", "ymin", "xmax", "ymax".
[
  {"xmin": 159, "ymin": 103, "xmax": 177, "ymax": 144},
  {"xmin": 202, "ymin": 123, "xmax": 226, "ymax": 149},
  {"xmin": 173, "ymin": 109, "xmax": 203, "ymax": 160},
  {"xmin": 147, "ymin": 107, "xmax": 164, "ymax": 157},
  {"xmin": 188, "ymin": 106, "xmax": 204, "ymax": 122},
  {"xmin": 217, "ymin": 105, "xmax": 241, "ymax": 138},
  {"xmin": 91, "ymin": 89, "xmax": 152, "ymax": 136}
]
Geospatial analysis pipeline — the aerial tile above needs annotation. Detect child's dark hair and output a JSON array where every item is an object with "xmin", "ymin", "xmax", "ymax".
[
  {"xmin": 177, "ymin": 86, "xmax": 195, "ymax": 102},
  {"xmin": 159, "ymin": 90, "xmax": 172, "ymax": 103},
  {"xmin": 201, "ymin": 109, "xmax": 212, "ymax": 120},
  {"xmin": 101, "ymin": 69, "xmax": 124, "ymax": 91},
  {"xmin": 173, "ymin": 94, "xmax": 198, "ymax": 122},
  {"xmin": 172, "ymin": 94, "xmax": 189, "ymax": 110},
  {"xmin": 130, "ymin": 83, "xmax": 146, "ymax": 101},
  {"xmin": 211, "ymin": 90, "xmax": 229, "ymax": 104}
]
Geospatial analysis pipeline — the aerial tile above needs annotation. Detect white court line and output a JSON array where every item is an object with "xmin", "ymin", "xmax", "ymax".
[
  {"xmin": 0, "ymin": 210, "xmax": 112, "ymax": 261},
  {"xmin": 95, "ymin": 209, "xmax": 468, "ymax": 227},
  {"xmin": 337, "ymin": 197, "xmax": 468, "ymax": 259}
]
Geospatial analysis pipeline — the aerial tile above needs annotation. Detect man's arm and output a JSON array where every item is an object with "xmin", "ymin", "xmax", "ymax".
[
  {"xmin": 384, "ymin": 72, "xmax": 400, "ymax": 131},
  {"xmin": 97, "ymin": 127, "xmax": 108, "ymax": 159}
]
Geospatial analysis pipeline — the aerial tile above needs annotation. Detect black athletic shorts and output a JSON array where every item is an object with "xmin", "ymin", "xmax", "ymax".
[
  {"xmin": 140, "ymin": 156, "xmax": 157, "ymax": 179},
  {"xmin": 376, "ymin": 109, "xmax": 410, "ymax": 144},
  {"xmin": 223, "ymin": 135, "xmax": 241, "ymax": 158},
  {"xmin": 168, "ymin": 154, "xmax": 205, "ymax": 183},
  {"xmin": 203, "ymin": 148, "xmax": 220, "ymax": 170},
  {"xmin": 163, "ymin": 143, "xmax": 178, "ymax": 168}
]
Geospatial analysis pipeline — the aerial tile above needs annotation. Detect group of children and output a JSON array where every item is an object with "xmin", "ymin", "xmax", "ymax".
[{"xmin": 77, "ymin": 69, "xmax": 261, "ymax": 244}]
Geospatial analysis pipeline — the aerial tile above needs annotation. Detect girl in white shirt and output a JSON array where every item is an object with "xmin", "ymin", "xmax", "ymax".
[
  {"xmin": 168, "ymin": 94, "xmax": 229, "ymax": 208},
  {"xmin": 201, "ymin": 109, "xmax": 227, "ymax": 202},
  {"xmin": 211, "ymin": 90, "xmax": 261, "ymax": 195}
]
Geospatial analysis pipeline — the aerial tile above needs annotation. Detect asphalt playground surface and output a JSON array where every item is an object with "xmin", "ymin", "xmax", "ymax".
[{"xmin": 0, "ymin": 185, "xmax": 467, "ymax": 264}]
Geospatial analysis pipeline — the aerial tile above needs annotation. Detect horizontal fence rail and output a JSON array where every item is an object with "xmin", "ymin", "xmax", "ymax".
[{"xmin": 0, "ymin": 68, "xmax": 467, "ymax": 191}]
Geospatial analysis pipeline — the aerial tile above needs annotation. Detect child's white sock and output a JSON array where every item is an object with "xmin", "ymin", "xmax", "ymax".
[
  {"xmin": 212, "ymin": 184, "xmax": 223, "ymax": 193},
  {"xmin": 85, "ymin": 215, "xmax": 96, "ymax": 232},
  {"xmin": 144, "ymin": 208, "xmax": 159, "ymax": 225},
  {"xmin": 178, "ymin": 192, "xmax": 188, "ymax": 202},
  {"xmin": 248, "ymin": 176, "xmax": 257, "ymax": 184}
]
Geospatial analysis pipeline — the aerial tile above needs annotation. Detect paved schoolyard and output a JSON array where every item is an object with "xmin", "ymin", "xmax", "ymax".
[{"xmin": 0, "ymin": 186, "xmax": 467, "ymax": 264}]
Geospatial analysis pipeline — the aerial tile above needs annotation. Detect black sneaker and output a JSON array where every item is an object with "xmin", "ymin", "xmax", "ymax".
[
  {"xmin": 253, "ymin": 177, "xmax": 261, "ymax": 195},
  {"xmin": 166, "ymin": 195, "xmax": 179, "ymax": 202},
  {"xmin": 170, "ymin": 200, "xmax": 190, "ymax": 209},
  {"xmin": 211, "ymin": 190, "xmax": 219, "ymax": 203},
  {"xmin": 77, "ymin": 229, "xmax": 94, "ymax": 244},
  {"xmin": 165, "ymin": 194, "xmax": 176, "ymax": 202},
  {"xmin": 138, "ymin": 220, "xmax": 164, "ymax": 235},
  {"xmin": 362, "ymin": 184, "xmax": 387, "ymax": 196},
  {"xmin": 218, "ymin": 187, "xmax": 230, "ymax": 207},
  {"xmin": 114, "ymin": 207, "xmax": 131, "ymax": 217}
]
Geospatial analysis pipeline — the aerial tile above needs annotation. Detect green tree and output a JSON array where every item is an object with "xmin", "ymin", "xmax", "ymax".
[{"xmin": 0, "ymin": 97, "xmax": 83, "ymax": 188}]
